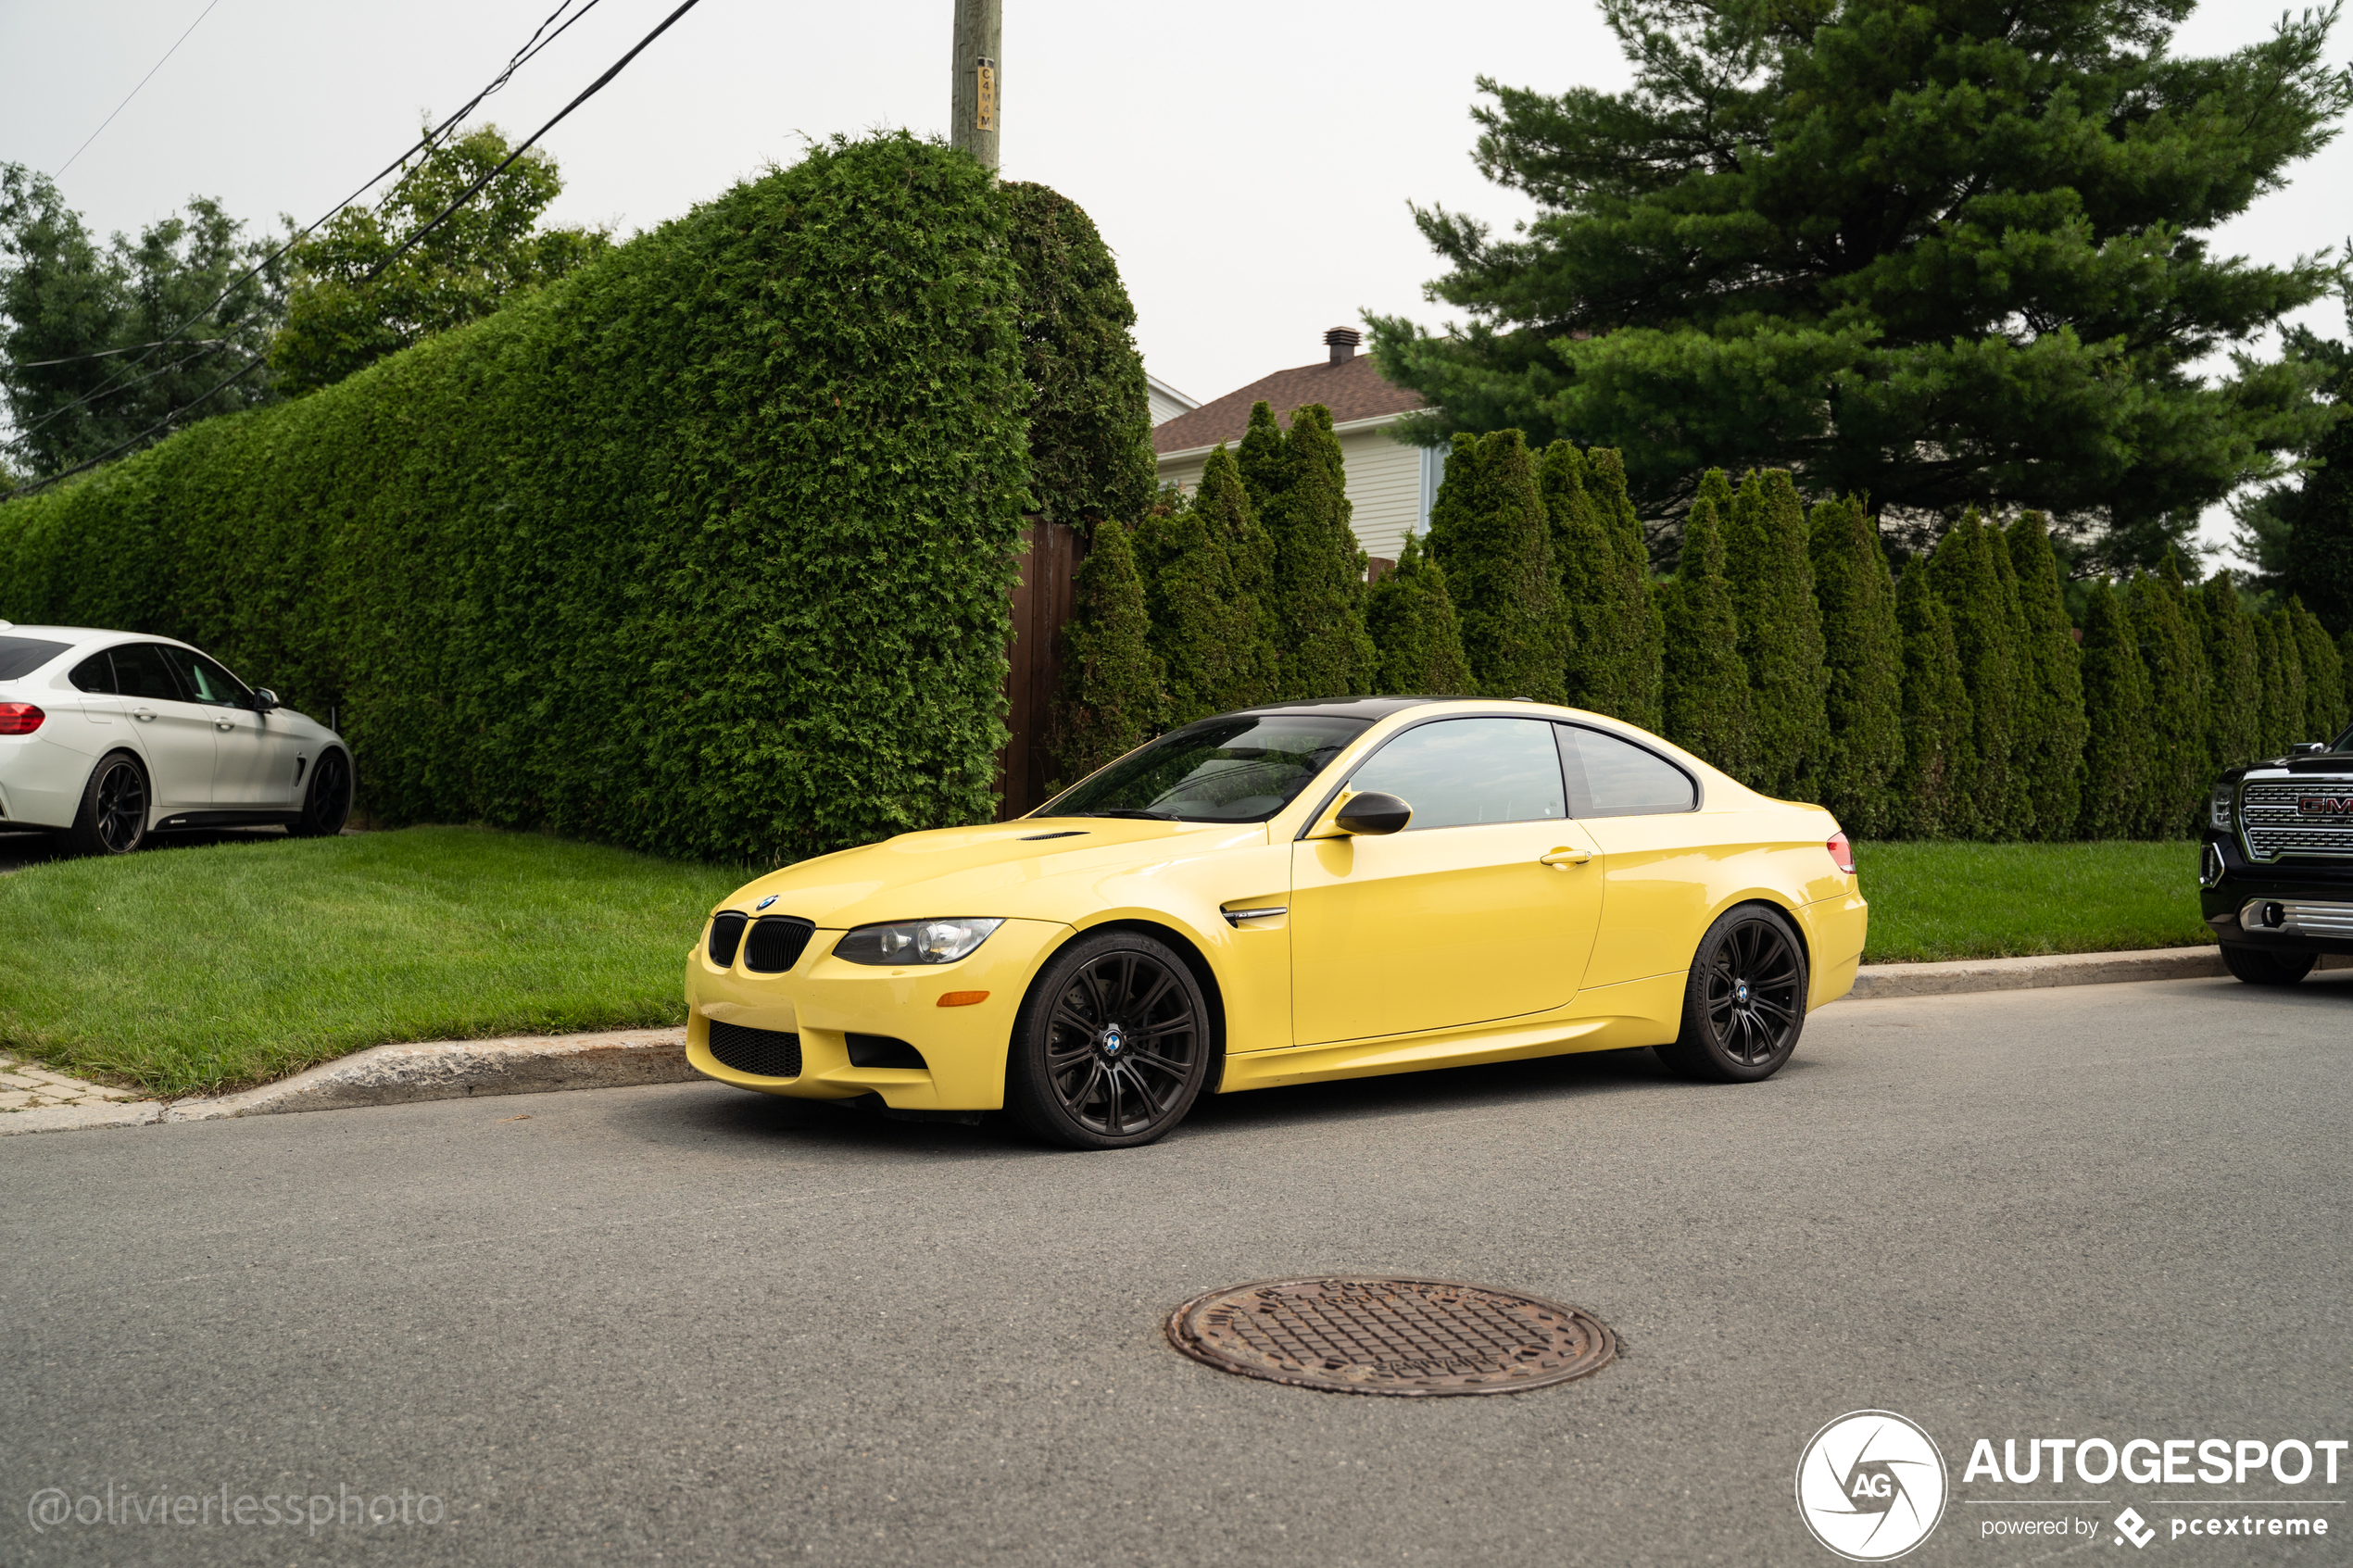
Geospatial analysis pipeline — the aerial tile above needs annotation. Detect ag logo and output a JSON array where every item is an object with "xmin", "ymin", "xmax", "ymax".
[{"xmin": 1795, "ymin": 1410, "xmax": 1948, "ymax": 1561}]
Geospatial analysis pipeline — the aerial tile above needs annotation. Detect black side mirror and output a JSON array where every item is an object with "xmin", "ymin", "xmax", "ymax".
[
  {"xmin": 1335, "ymin": 791, "xmax": 1413, "ymax": 835},
  {"xmin": 252, "ymin": 687, "xmax": 279, "ymax": 712}
]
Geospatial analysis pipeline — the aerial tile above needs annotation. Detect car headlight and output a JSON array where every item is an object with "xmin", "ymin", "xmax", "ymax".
[
  {"xmin": 2209, "ymin": 781, "xmax": 2234, "ymax": 832},
  {"xmin": 834, "ymin": 918, "xmax": 1004, "ymax": 966}
]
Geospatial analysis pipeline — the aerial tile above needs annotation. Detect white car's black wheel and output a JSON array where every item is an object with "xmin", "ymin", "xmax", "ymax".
[
  {"xmin": 289, "ymin": 748, "xmax": 352, "ymax": 838},
  {"xmin": 1656, "ymin": 905, "xmax": 1807, "ymax": 1083},
  {"xmin": 1007, "ymin": 931, "xmax": 1212, "ymax": 1149},
  {"xmin": 68, "ymin": 751, "xmax": 149, "ymax": 857}
]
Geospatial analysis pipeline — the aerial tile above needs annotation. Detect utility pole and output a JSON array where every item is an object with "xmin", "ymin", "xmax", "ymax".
[{"xmin": 950, "ymin": 0, "xmax": 1001, "ymax": 176}]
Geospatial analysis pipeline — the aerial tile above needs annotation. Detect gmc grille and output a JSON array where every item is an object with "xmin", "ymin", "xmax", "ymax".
[
  {"xmin": 707, "ymin": 1020, "xmax": 802, "ymax": 1078},
  {"xmin": 743, "ymin": 915, "xmax": 816, "ymax": 972},
  {"xmin": 2242, "ymin": 781, "xmax": 2353, "ymax": 860}
]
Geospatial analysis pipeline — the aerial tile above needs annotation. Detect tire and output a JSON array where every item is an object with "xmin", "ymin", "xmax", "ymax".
[
  {"xmin": 1655, "ymin": 904, "xmax": 1809, "ymax": 1084},
  {"xmin": 1006, "ymin": 930, "xmax": 1214, "ymax": 1149},
  {"xmin": 2221, "ymin": 944, "xmax": 2315, "ymax": 986},
  {"xmin": 66, "ymin": 750, "xmax": 150, "ymax": 857},
  {"xmin": 288, "ymin": 747, "xmax": 353, "ymax": 838}
]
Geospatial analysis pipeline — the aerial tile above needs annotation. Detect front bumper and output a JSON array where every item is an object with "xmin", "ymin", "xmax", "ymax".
[
  {"xmin": 682, "ymin": 916, "xmax": 1070, "ymax": 1110},
  {"xmin": 2199, "ymin": 831, "xmax": 2353, "ymax": 957}
]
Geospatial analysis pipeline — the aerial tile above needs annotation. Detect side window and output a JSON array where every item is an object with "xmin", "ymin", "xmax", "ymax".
[
  {"xmin": 109, "ymin": 644, "xmax": 185, "ymax": 702},
  {"xmin": 157, "ymin": 645, "xmax": 249, "ymax": 708},
  {"xmin": 69, "ymin": 653, "xmax": 119, "ymax": 695},
  {"xmin": 1557, "ymin": 724, "xmax": 1696, "ymax": 818},
  {"xmin": 1343, "ymin": 718, "xmax": 1567, "ymax": 830}
]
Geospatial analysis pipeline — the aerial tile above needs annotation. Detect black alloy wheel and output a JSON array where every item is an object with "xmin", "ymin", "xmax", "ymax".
[
  {"xmin": 2221, "ymin": 944, "xmax": 2315, "ymax": 986},
  {"xmin": 69, "ymin": 752, "xmax": 148, "ymax": 857},
  {"xmin": 1007, "ymin": 931, "xmax": 1212, "ymax": 1149},
  {"xmin": 290, "ymin": 748, "xmax": 353, "ymax": 838},
  {"xmin": 1656, "ymin": 905, "xmax": 1808, "ymax": 1083}
]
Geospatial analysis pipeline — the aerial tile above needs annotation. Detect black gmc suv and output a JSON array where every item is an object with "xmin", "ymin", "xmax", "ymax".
[{"xmin": 2202, "ymin": 721, "xmax": 2353, "ymax": 985}]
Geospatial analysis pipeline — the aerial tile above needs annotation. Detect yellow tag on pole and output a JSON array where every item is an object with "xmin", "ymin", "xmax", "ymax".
[{"xmin": 975, "ymin": 56, "xmax": 997, "ymax": 132}]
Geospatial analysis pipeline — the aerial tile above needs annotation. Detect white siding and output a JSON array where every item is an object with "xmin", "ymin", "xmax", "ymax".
[{"xmin": 1145, "ymin": 373, "xmax": 1198, "ymax": 427}]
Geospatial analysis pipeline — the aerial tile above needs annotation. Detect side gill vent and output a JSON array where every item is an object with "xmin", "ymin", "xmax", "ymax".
[
  {"xmin": 744, "ymin": 915, "xmax": 817, "ymax": 973},
  {"xmin": 708, "ymin": 911, "xmax": 749, "ymax": 968}
]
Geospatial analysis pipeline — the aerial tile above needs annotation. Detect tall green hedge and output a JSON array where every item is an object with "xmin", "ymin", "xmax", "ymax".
[
  {"xmin": 1658, "ymin": 474, "xmax": 1753, "ymax": 776},
  {"xmin": 1366, "ymin": 533, "xmax": 1474, "ymax": 696},
  {"xmin": 1807, "ymin": 495, "xmax": 1902, "ymax": 837},
  {"xmin": 1428, "ymin": 428, "xmax": 1566, "ymax": 702},
  {"xmin": 2007, "ymin": 514, "xmax": 2089, "ymax": 841},
  {"xmin": 0, "ymin": 134, "xmax": 1031, "ymax": 864},
  {"xmin": 1724, "ymin": 469, "xmax": 1828, "ymax": 800}
]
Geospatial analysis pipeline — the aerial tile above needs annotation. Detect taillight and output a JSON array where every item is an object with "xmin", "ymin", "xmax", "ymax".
[
  {"xmin": 1827, "ymin": 832, "xmax": 1855, "ymax": 874},
  {"xmin": 0, "ymin": 702, "xmax": 44, "ymax": 735}
]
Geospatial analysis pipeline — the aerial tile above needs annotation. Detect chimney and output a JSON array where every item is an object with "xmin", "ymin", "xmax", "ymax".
[{"xmin": 1324, "ymin": 325, "xmax": 1360, "ymax": 364}]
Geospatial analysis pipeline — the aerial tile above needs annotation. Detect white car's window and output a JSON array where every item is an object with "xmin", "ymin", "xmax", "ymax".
[
  {"xmin": 1345, "ymin": 718, "xmax": 1567, "ymax": 830},
  {"xmin": 69, "ymin": 653, "xmax": 119, "ymax": 694},
  {"xmin": 110, "ymin": 645, "xmax": 185, "ymax": 702},
  {"xmin": 1558, "ymin": 724, "xmax": 1696, "ymax": 817},
  {"xmin": 158, "ymin": 645, "xmax": 249, "ymax": 708},
  {"xmin": 0, "ymin": 636, "xmax": 71, "ymax": 682}
]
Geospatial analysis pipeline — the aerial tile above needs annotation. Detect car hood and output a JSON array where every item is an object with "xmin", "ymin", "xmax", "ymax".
[{"xmin": 723, "ymin": 817, "xmax": 1274, "ymax": 929}]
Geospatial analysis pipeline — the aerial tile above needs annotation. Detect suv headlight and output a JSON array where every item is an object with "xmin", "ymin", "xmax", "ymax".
[
  {"xmin": 834, "ymin": 918, "xmax": 1004, "ymax": 966},
  {"xmin": 2209, "ymin": 781, "xmax": 2234, "ymax": 832}
]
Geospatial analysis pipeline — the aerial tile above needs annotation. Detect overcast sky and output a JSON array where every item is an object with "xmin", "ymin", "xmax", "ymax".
[{"xmin": 4, "ymin": 0, "xmax": 2345, "ymax": 556}]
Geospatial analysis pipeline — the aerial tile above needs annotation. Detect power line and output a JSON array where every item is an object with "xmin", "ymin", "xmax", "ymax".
[
  {"xmin": 14, "ymin": 0, "xmax": 605, "ymax": 404},
  {"xmin": 18, "ymin": 336, "xmax": 241, "ymax": 368},
  {"xmin": 53, "ymin": 0, "xmax": 223, "ymax": 179},
  {"xmin": 4, "ymin": 0, "xmax": 706, "ymax": 503}
]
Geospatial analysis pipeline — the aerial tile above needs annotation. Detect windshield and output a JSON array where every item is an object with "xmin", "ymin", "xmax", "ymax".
[{"xmin": 1040, "ymin": 714, "xmax": 1370, "ymax": 822}]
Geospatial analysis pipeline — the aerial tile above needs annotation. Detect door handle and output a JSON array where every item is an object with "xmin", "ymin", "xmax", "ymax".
[
  {"xmin": 214, "ymin": 717, "xmax": 235, "ymax": 731},
  {"xmin": 1539, "ymin": 847, "xmax": 1592, "ymax": 869},
  {"xmin": 132, "ymin": 707, "xmax": 156, "ymax": 721}
]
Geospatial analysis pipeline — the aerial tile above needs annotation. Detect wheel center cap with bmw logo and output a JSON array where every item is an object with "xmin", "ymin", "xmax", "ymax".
[
  {"xmin": 1734, "ymin": 980, "xmax": 1751, "ymax": 1004},
  {"xmin": 1101, "ymin": 1024, "xmax": 1125, "ymax": 1057}
]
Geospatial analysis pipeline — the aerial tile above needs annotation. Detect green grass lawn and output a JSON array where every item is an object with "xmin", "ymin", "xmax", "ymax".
[
  {"xmin": 1855, "ymin": 839, "xmax": 2208, "ymax": 963},
  {"xmin": 0, "ymin": 826, "xmax": 744, "ymax": 1098}
]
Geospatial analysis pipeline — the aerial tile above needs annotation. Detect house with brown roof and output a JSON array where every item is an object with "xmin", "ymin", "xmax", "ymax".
[{"xmin": 1150, "ymin": 327, "xmax": 1439, "ymax": 566}]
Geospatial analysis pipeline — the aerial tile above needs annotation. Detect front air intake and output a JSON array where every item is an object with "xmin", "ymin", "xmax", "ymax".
[
  {"xmin": 707, "ymin": 1020, "xmax": 802, "ymax": 1077},
  {"xmin": 708, "ymin": 911, "xmax": 749, "ymax": 967},
  {"xmin": 743, "ymin": 915, "xmax": 816, "ymax": 973}
]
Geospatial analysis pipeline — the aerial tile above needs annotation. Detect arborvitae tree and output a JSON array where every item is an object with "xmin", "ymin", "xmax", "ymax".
[
  {"xmin": 1367, "ymin": 533, "xmax": 1475, "ymax": 696},
  {"xmin": 2251, "ymin": 614, "xmax": 2289, "ymax": 759},
  {"xmin": 2078, "ymin": 578, "xmax": 2156, "ymax": 838},
  {"xmin": 1893, "ymin": 558, "xmax": 1974, "ymax": 838},
  {"xmin": 1236, "ymin": 399, "xmax": 1287, "ymax": 512},
  {"xmin": 1562, "ymin": 446, "xmax": 1675, "ymax": 728},
  {"xmin": 1135, "ymin": 474, "xmax": 1258, "ymax": 727},
  {"xmin": 1657, "ymin": 483, "xmax": 1753, "ymax": 777},
  {"xmin": 2264, "ymin": 608, "xmax": 2310, "ymax": 752},
  {"xmin": 1723, "ymin": 469, "xmax": 1828, "ymax": 799},
  {"xmin": 1048, "ymin": 518, "xmax": 1166, "ymax": 788},
  {"xmin": 2193, "ymin": 571, "xmax": 2262, "ymax": 770},
  {"xmin": 1806, "ymin": 495, "xmax": 1903, "ymax": 837},
  {"xmin": 1927, "ymin": 510, "xmax": 2026, "ymax": 836},
  {"xmin": 1426, "ymin": 427, "xmax": 1567, "ymax": 701},
  {"xmin": 1262, "ymin": 404, "xmax": 1377, "ymax": 700},
  {"xmin": 2007, "ymin": 514, "xmax": 2090, "ymax": 840},
  {"xmin": 2126, "ymin": 566, "xmax": 2208, "ymax": 837},
  {"xmin": 2290, "ymin": 596, "xmax": 2348, "ymax": 739}
]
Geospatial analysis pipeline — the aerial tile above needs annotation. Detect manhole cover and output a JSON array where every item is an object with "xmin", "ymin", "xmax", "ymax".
[{"xmin": 1164, "ymin": 1276, "xmax": 1615, "ymax": 1397}]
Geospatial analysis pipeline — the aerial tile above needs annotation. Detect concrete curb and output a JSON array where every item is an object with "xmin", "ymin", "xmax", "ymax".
[
  {"xmin": 0, "ymin": 1026, "xmax": 691, "ymax": 1135},
  {"xmin": 1846, "ymin": 945, "xmax": 2352, "ymax": 999}
]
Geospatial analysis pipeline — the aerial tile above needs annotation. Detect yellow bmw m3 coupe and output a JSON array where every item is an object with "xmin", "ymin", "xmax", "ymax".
[{"xmin": 685, "ymin": 697, "xmax": 1868, "ymax": 1148}]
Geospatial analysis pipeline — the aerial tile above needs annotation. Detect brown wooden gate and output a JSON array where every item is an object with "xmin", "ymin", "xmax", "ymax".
[{"xmin": 996, "ymin": 519, "xmax": 1086, "ymax": 820}]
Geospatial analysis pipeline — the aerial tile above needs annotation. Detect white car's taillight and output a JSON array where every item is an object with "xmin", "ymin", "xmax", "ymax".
[
  {"xmin": 1826, "ymin": 832, "xmax": 1855, "ymax": 874},
  {"xmin": 0, "ymin": 702, "xmax": 44, "ymax": 735}
]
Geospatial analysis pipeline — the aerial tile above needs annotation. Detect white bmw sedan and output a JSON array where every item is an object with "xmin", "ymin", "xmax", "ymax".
[{"xmin": 0, "ymin": 622, "xmax": 353, "ymax": 855}]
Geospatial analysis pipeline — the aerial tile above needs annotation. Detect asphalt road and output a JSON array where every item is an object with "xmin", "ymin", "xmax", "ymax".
[{"xmin": 6, "ymin": 973, "xmax": 2349, "ymax": 1567}]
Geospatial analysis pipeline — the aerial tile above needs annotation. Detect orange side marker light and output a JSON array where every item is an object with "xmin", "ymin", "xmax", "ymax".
[{"xmin": 938, "ymin": 990, "xmax": 989, "ymax": 1008}]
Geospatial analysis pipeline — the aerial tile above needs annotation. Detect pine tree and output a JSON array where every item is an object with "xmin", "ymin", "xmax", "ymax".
[
  {"xmin": 2290, "ymin": 596, "xmax": 2348, "ymax": 740},
  {"xmin": 1806, "ymin": 495, "xmax": 1903, "ymax": 837},
  {"xmin": 2125, "ymin": 566, "xmax": 2208, "ymax": 837},
  {"xmin": 1137, "ymin": 445, "xmax": 1277, "ymax": 721},
  {"xmin": 1262, "ymin": 404, "xmax": 1377, "ymax": 700},
  {"xmin": 1427, "ymin": 428, "xmax": 1567, "ymax": 701},
  {"xmin": 1236, "ymin": 399, "xmax": 1286, "ymax": 512},
  {"xmin": 1657, "ymin": 482, "xmax": 1753, "ymax": 777},
  {"xmin": 2193, "ymin": 571, "xmax": 2262, "ymax": 770},
  {"xmin": 1543, "ymin": 442, "xmax": 1663, "ymax": 725},
  {"xmin": 1927, "ymin": 510, "xmax": 2026, "ymax": 836},
  {"xmin": 2077, "ymin": 579, "xmax": 2156, "ymax": 838},
  {"xmin": 1893, "ymin": 558, "xmax": 1974, "ymax": 837},
  {"xmin": 1048, "ymin": 518, "xmax": 1166, "ymax": 788},
  {"xmin": 2006, "ymin": 514, "xmax": 2089, "ymax": 840},
  {"xmin": 1723, "ymin": 470, "xmax": 1829, "ymax": 799},
  {"xmin": 1367, "ymin": 533, "xmax": 1475, "ymax": 696}
]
